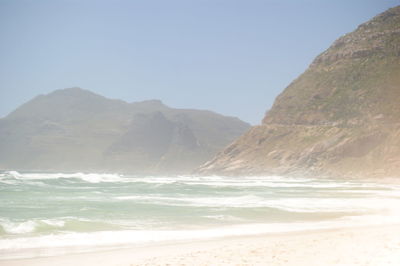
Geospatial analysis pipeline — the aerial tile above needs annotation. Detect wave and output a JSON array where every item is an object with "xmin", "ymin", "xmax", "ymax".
[
  {"xmin": 0, "ymin": 218, "xmax": 65, "ymax": 235},
  {"xmin": 1, "ymin": 171, "xmax": 400, "ymax": 260},
  {"xmin": 202, "ymin": 215, "xmax": 246, "ymax": 222},
  {"xmin": 3, "ymin": 171, "xmax": 399, "ymax": 192},
  {"xmin": 1, "ymin": 214, "xmax": 398, "ymax": 260},
  {"xmin": 1, "ymin": 171, "xmax": 125, "ymax": 183},
  {"xmin": 0, "ymin": 217, "xmax": 137, "ymax": 236},
  {"xmin": 113, "ymin": 194, "xmax": 400, "ymax": 214}
]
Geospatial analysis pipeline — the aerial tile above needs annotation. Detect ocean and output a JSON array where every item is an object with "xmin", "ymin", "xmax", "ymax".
[{"xmin": 0, "ymin": 171, "xmax": 399, "ymax": 260}]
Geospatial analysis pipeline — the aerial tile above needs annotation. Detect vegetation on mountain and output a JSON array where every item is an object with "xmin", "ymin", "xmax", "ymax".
[
  {"xmin": 197, "ymin": 6, "xmax": 400, "ymax": 178},
  {"xmin": 0, "ymin": 87, "xmax": 250, "ymax": 173}
]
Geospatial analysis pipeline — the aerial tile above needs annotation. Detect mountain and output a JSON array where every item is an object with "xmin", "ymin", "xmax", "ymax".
[
  {"xmin": 0, "ymin": 87, "xmax": 250, "ymax": 174},
  {"xmin": 197, "ymin": 6, "xmax": 400, "ymax": 178}
]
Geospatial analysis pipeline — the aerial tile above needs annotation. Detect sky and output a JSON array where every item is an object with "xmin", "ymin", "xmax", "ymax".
[{"xmin": 0, "ymin": 0, "xmax": 398, "ymax": 124}]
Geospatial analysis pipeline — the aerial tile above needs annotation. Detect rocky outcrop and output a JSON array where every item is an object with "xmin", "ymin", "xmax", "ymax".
[
  {"xmin": 197, "ymin": 6, "xmax": 400, "ymax": 178},
  {"xmin": 0, "ymin": 87, "xmax": 250, "ymax": 174}
]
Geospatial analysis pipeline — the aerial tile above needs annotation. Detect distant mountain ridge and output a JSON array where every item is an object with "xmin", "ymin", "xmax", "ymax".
[
  {"xmin": 0, "ymin": 87, "xmax": 250, "ymax": 173},
  {"xmin": 197, "ymin": 6, "xmax": 400, "ymax": 178}
]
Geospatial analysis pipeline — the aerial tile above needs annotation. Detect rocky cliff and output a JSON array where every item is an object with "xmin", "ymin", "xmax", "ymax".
[
  {"xmin": 0, "ymin": 87, "xmax": 250, "ymax": 174},
  {"xmin": 197, "ymin": 6, "xmax": 400, "ymax": 178}
]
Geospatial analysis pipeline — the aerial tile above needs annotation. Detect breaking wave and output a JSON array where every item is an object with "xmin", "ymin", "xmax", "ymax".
[
  {"xmin": 1, "ymin": 171, "xmax": 124, "ymax": 183},
  {"xmin": 1, "ymin": 171, "xmax": 400, "ymax": 260}
]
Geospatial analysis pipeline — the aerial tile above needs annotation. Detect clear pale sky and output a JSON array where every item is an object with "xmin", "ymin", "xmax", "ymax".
[{"xmin": 0, "ymin": 0, "xmax": 398, "ymax": 124}]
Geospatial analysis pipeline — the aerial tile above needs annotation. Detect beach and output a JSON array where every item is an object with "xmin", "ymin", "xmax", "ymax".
[{"xmin": 1, "ymin": 224, "xmax": 399, "ymax": 266}]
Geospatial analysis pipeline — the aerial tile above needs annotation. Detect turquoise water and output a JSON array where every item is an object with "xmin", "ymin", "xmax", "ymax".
[{"xmin": 1, "ymin": 171, "xmax": 399, "ymax": 259}]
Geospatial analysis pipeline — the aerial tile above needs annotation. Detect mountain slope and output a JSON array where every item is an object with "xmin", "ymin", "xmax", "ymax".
[
  {"xmin": 0, "ymin": 87, "xmax": 250, "ymax": 173},
  {"xmin": 197, "ymin": 6, "xmax": 400, "ymax": 178}
]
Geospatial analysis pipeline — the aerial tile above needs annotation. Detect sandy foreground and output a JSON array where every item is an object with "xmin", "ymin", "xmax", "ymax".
[{"xmin": 1, "ymin": 224, "xmax": 399, "ymax": 266}]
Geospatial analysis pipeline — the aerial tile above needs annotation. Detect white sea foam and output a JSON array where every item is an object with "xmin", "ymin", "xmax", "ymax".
[
  {"xmin": 41, "ymin": 219, "xmax": 66, "ymax": 228},
  {"xmin": 203, "ymin": 215, "xmax": 246, "ymax": 222},
  {"xmin": 126, "ymin": 176, "xmax": 399, "ymax": 191},
  {"xmin": 113, "ymin": 194, "xmax": 400, "ymax": 214},
  {"xmin": 0, "ymin": 218, "xmax": 67, "ymax": 235},
  {"xmin": 0, "ymin": 220, "xmax": 38, "ymax": 234},
  {"xmin": 3, "ymin": 171, "xmax": 124, "ymax": 183},
  {"xmin": 2, "ymin": 171, "xmax": 400, "ymax": 260},
  {"xmin": 0, "ymin": 214, "xmax": 398, "ymax": 260},
  {"xmin": 2, "ymin": 171, "xmax": 399, "ymax": 192}
]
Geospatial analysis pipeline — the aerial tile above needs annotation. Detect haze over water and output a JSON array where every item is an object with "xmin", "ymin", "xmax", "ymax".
[{"xmin": 1, "ymin": 171, "xmax": 400, "ymax": 260}]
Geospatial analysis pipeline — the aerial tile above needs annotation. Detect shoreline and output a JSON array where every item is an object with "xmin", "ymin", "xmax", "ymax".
[{"xmin": 2, "ymin": 224, "xmax": 399, "ymax": 266}]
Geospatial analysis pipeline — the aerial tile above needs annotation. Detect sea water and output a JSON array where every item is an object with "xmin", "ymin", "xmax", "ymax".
[{"xmin": 0, "ymin": 171, "xmax": 399, "ymax": 259}]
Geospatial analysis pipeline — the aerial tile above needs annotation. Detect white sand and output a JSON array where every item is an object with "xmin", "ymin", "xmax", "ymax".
[{"xmin": 2, "ymin": 224, "xmax": 400, "ymax": 266}]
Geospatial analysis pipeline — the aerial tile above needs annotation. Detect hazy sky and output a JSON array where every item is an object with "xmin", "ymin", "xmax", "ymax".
[{"xmin": 0, "ymin": 0, "xmax": 398, "ymax": 124}]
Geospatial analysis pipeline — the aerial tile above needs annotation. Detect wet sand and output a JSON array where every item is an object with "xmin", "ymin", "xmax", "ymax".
[{"xmin": 2, "ymin": 224, "xmax": 400, "ymax": 266}]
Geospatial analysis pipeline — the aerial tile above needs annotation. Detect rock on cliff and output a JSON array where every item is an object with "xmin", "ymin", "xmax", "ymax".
[{"xmin": 197, "ymin": 6, "xmax": 400, "ymax": 178}]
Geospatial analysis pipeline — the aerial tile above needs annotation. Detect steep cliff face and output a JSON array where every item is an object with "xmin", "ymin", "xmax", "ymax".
[
  {"xmin": 198, "ymin": 6, "xmax": 400, "ymax": 178},
  {"xmin": 0, "ymin": 88, "xmax": 250, "ymax": 174}
]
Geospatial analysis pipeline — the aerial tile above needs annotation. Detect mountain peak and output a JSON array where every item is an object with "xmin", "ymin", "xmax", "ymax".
[
  {"xmin": 374, "ymin": 5, "xmax": 400, "ymax": 21},
  {"xmin": 197, "ymin": 6, "xmax": 400, "ymax": 178},
  {"xmin": 141, "ymin": 99, "xmax": 163, "ymax": 105},
  {"xmin": 262, "ymin": 5, "xmax": 400, "ymax": 127},
  {"xmin": 49, "ymin": 87, "xmax": 103, "ymax": 98},
  {"xmin": 0, "ymin": 87, "xmax": 250, "ymax": 174},
  {"xmin": 309, "ymin": 5, "xmax": 400, "ymax": 69},
  {"xmin": 133, "ymin": 99, "xmax": 165, "ymax": 106}
]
